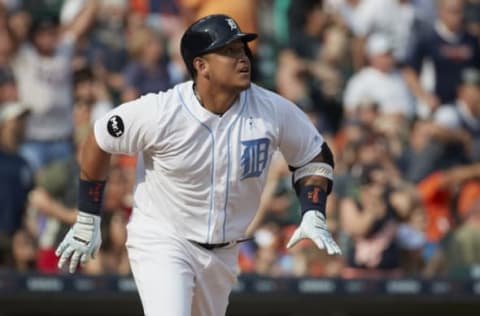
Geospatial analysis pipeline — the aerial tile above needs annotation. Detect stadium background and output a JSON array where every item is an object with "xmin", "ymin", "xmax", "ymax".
[{"xmin": 1, "ymin": 0, "xmax": 480, "ymax": 315}]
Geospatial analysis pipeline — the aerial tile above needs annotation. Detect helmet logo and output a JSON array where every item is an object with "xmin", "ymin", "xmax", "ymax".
[{"xmin": 226, "ymin": 18, "xmax": 237, "ymax": 31}]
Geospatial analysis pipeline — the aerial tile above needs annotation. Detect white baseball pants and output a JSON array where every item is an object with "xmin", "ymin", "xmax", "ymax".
[{"xmin": 126, "ymin": 211, "xmax": 239, "ymax": 316}]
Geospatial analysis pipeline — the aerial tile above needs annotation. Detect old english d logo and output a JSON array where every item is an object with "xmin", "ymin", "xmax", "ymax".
[{"xmin": 240, "ymin": 138, "xmax": 270, "ymax": 179}]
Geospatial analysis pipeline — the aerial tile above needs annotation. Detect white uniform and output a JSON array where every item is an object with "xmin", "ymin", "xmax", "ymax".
[{"xmin": 94, "ymin": 81, "xmax": 324, "ymax": 316}]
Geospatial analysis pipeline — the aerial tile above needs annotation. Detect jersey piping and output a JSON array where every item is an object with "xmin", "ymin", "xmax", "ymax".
[{"xmin": 175, "ymin": 87, "xmax": 215, "ymax": 243}]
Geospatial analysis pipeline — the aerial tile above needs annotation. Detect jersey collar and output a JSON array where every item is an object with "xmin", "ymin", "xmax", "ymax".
[{"xmin": 180, "ymin": 81, "xmax": 246, "ymax": 125}]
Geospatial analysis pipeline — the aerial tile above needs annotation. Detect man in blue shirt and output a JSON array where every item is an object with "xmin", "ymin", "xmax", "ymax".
[
  {"xmin": 0, "ymin": 102, "xmax": 34, "ymax": 267},
  {"xmin": 403, "ymin": 0, "xmax": 480, "ymax": 114}
]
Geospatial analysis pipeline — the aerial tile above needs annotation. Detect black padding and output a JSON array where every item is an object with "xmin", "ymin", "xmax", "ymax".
[{"xmin": 321, "ymin": 142, "xmax": 334, "ymax": 169}]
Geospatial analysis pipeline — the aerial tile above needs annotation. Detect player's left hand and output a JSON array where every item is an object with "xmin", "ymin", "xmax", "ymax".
[
  {"xmin": 55, "ymin": 211, "xmax": 102, "ymax": 273},
  {"xmin": 286, "ymin": 210, "xmax": 341, "ymax": 255}
]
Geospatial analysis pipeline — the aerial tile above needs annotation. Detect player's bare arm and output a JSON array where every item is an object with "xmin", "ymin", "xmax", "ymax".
[{"xmin": 79, "ymin": 131, "xmax": 111, "ymax": 181}]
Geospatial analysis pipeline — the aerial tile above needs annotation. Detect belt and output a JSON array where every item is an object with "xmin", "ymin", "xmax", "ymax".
[{"xmin": 189, "ymin": 238, "xmax": 252, "ymax": 250}]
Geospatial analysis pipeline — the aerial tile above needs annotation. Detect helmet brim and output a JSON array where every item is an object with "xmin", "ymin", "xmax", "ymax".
[{"xmin": 201, "ymin": 32, "xmax": 258, "ymax": 55}]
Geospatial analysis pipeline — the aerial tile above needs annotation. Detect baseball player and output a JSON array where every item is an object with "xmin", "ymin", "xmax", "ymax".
[{"xmin": 56, "ymin": 14, "xmax": 341, "ymax": 316}]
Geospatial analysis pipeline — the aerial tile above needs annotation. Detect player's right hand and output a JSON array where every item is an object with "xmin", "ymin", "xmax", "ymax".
[{"xmin": 55, "ymin": 211, "xmax": 101, "ymax": 273}]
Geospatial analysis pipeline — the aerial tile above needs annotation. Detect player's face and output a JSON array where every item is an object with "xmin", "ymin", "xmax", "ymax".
[{"xmin": 203, "ymin": 40, "xmax": 251, "ymax": 90}]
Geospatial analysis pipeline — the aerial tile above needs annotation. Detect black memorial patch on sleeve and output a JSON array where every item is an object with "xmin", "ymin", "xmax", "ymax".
[{"xmin": 107, "ymin": 115, "xmax": 125, "ymax": 137}]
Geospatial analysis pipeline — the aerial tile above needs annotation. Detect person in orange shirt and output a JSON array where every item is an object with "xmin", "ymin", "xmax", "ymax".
[{"xmin": 418, "ymin": 163, "xmax": 480, "ymax": 258}]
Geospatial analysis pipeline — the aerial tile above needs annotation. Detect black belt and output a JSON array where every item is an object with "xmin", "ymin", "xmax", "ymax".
[{"xmin": 189, "ymin": 238, "xmax": 252, "ymax": 250}]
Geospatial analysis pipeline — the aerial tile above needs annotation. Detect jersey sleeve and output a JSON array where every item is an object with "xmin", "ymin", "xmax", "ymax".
[
  {"xmin": 94, "ymin": 93, "xmax": 161, "ymax": 154},
  {"xmin": 276, "ymin": 97, "xmax": 324, "ymax": 168}
]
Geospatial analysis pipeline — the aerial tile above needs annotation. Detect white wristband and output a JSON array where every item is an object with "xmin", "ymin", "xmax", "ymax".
[{"xmin": 293, "ymin": 162, "xmax": 333, "ymax": 183}]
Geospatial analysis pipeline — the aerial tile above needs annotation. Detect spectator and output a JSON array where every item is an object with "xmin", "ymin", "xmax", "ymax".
[
  {"xmin": 340, "ymin": 164, "xmax": 403, "ymax": 278},
  {"xmin": 73, "ymin": 67, "xmax": 113, "ymax": 125},
  {"xmin": 0, "ymin": 101, "xmax": 34, "ymax": 268},
  {"xmin": 433, "ymin": 68, "xmax": 480, "ymax": 161},
  {"xmin": 122, "ymin": 26, "xmax": 172, "ymax": 102},
  {"xmin": 343, "ymin": 33, "xmax": 415, "ymax": 118},
  {"xmin": 422, "ymin": 163, "xmax": 480, "ymax": 277},
  {"xmin": 403, "ymin": 68, "xmax": 480, "ymax": 183},
  {"xmin": 416, "ymin": 163, "xmax": 480, "ymax": 262},
  {"xmin": 278, "ymin": 0, "xmax": 347, "ymax": 133},
  {"xmin": 402, "ymin": 0, "xmax": 480, "ymax": 114},
  {"xmin": 287, "ymin": 0, "xmax": 328, "ymax": 61},
  {"xmin": 390, "ymin": 186, "xmax": 427, "ymax": 275},
  {"xmin": 350, "ymin": 0, "xmax": 420, "ymax": 68},
  {"xmin": 11, "ymin": 0, "xmax": 98, "ymax": 171},
  {"xmin": 88, "ymin": 0, "xmax": 130, "ymax": 97},
  {"xmin": 426, "ymin": 200, "xmax": 480, "ymax": 277},
  {"xmin": 402, "ymin": 119, "xmax": 441, "ymax": 182}
]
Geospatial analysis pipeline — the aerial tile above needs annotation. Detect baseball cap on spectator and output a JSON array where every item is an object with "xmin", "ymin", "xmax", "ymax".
[
  {"xmin": 0, "ymin": 101, "xmax": 30, "ymax": 124},
  {"xmin": 29, "ymin": 15, "xmax": 60, "ymax": 36},
  {"xmin": 366, "ymin": 33, "xmax": 393, "ymax": 56},
  {"xmin": 461, "ymin": 68, "xmax": 480, "ymax": 86}
]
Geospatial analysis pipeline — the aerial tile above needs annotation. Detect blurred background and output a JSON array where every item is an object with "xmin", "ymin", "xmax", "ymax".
[{"xmin": 0, "ymin": 0, "xmax": 480, "ymax": 315}]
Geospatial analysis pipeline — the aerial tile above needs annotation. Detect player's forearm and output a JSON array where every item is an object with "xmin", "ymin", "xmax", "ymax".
[{"xmin": 79, "ymin": 130, "xmax": 111, "ymax": 181}]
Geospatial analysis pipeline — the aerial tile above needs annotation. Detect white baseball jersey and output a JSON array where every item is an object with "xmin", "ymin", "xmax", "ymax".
[{"xmin": 94, "ymin": 81, "xmax": 324, "ymax": 244}]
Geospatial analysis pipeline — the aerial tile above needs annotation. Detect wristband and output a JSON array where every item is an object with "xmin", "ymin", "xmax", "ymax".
[
  {"xmin": 298, "ymin": 185, "xmax": 327, "ymax": 217},
  {"xmin": 78, "ymin": 179, "xmax": 106, "ymax": 215}
]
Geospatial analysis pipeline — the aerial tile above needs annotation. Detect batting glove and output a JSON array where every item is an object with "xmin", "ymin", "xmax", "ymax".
[
  {"xmin": 56, "ymin": 211, "xmax": 101, "ymax": 273},
  {"xmin": 286, "ymin": 210, "xmax": 342, "ymax": 255}
]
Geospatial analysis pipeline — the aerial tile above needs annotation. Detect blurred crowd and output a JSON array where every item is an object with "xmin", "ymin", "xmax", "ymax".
[{"xmin": 0, "ymin": 0, "xmax": 480, "ymax": 280}]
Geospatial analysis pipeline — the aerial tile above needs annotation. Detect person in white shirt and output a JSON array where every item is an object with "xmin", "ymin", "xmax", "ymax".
[
  {"xmin": 55, "ymin": 14, "xmax": 341, "ymax": 316},
  {"xmin": 350, "ymin": 0, "xmax": 419, "ymax": 68},
  {"xmin": 12, "ymin": 0, "xmax": 98, "ymax": 171},
  {"xmin": 343, "ymin": 33, "xmax": 415, "ymax": 118}
]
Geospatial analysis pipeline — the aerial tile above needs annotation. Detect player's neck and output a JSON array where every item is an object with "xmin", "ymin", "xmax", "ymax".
[{"xmin": 194, "ymin": 83, "xmax": 240, "ymax": 116}]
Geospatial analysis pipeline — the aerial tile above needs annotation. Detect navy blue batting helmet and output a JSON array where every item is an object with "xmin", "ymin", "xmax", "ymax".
[{"xmin": 180, "ymin": 14, "xmax": 258, "ymax": 77}]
